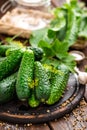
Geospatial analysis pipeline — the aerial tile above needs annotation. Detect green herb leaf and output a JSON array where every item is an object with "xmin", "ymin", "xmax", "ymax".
[
  {"xmin": 38, "ymin": 40, "xmax": 55, "ymax": 57},
  {"xmin": 78, "ymin": 10, "xmax": 87, "ymax": 39},
  {"xmin": 30, "ymin": 28, "xmax": 52, "ymax": 47},
  {"xmin": 41, "ymin": 57, "xmax": 60, "ymax": 68},
  {"xmin": 63, "ymin": 8, "xmax": 80, "ymax": 47},
  {"xmin": 29, "ymin": 0, "xmax": 82, "ymax": 73},
  {"xmin": 50, "ymin": 8, "xmax": 66, "ymax": 32},
  {"xmin": 51, "ymin": 39, "xmax": 69, "ymax": 58}
]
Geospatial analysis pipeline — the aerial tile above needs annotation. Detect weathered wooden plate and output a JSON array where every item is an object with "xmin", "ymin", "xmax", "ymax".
[{"xmin": 0, "ymin": 74, "xmax": 85, "ymax": 124}]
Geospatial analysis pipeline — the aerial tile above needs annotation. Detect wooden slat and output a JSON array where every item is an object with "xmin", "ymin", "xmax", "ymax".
[
  {"xmin": 0, "ymin": 123, "xmax": 50, "ymax": 130},
  {"xmin": 49, "ymin": 99, "xmax": 87, "ymax": 130},
  {"xmin": 49, "ymin": 118, "xmax": 71, "ymax": 130},
  {"xmin": 25, "ymin": 124, "xmax": 50, "ymax": 130},
  {"xmin": 0, "ymin": 122, "xmax": 25, "ymax": 130}
]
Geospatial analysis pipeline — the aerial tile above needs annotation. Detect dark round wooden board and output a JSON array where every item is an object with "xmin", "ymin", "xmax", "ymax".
[{"xmin": 0, "ymin": 74, "xmax": 85, "ymax": 124}]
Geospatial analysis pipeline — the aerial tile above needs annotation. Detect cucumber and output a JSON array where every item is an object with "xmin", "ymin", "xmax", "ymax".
[
  {"xmin": 43, "ymin": 64, "xmax": 52, "ymax": 79},
  {"xmin": 27, "ymin": 47, "xmax": 43, "ymax": 61},
  {"xmin": 16, "ymin": 49, "xmax": 34, "ymax": 101},
  {"xmin": 0, "ymin": 45, "xmax": 12, "ymax": 56},
  {"xmin": 28, "ymin": 89, "xmax": 40, "ymax": 108},
  {"xmin": 0, "ymin": 49, "xmax": 23, "ymax": 81},
  {"xmin": 0, "ymin": 39, "xmax": 24, "ymax": 56},
  {"xmin": 46, "ymin": 64, "xmax": 69, "ymax": 105},
  {"xmin": 34, "ymin": 61, "xmax": 51, "ymax": 102},
  {"xmin": 0, "ymin": 72, "xmax": 17, "ymax": 104},
  {"xmin": 6, "ymin": 47, "xmax": 25, "ymax": 56},
  {"xmin": 6, "ymin": 48, "xmax": 19, "ymax": 56}
]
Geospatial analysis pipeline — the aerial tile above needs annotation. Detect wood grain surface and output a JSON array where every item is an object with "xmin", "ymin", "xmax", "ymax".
[{"xmin": 49, "ymin": 99, "xmax": 87, "ymax": 130}]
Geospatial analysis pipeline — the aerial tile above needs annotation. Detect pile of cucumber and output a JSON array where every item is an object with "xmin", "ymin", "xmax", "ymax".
[{"xmin": 0, "ymin": 42, "xmax": 70, "ymax": 108}]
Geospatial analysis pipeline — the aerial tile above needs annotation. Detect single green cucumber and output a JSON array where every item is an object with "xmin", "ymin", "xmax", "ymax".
[
  {"xmin": 6, "ymin": 47, "xmax": 26, "ymax": 56},
  {"xmin": 0, "ymin": 49, "xmax": 23, "ymax": 81},
  {"xmin": 43, "ymin": 64, "xmax": 53, "ymax": 79},
  {"xmin": 16, "ymin": 49, "xmax": 34, "ymax": 101},
  {"xmin": 46, "ymin": 64, "xmax": 69, "ymax": 105},
  {"xmin": 0, "ymin": 41, "xmax": 24, "ymax": 56},
  {"xmin": 27, "ymin": 46, "xmax": 43, "ymax": 61},
  {"xmin": 34, "ymin": 61, "xmax": 51, "ymax": 102},
  {"xmin": 6, "ymin": 48, "xmax": 19, "ymax": 56},
  {"xmin": 0, "ymin": 45, "xmax": 12, "ymax": 56},
  {"xmin": 28, "ymin": 89, "xmax": 40, "ymax": 108},
  {"xmin": 0, "ymin": 72, "xmax": 17, "ymax": 104}
]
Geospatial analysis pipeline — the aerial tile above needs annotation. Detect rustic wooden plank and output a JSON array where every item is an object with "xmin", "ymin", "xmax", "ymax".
[
  {"xmin": 0, "ymin": 123, "xmax": 50, "ymax": 130},
  {"xmin": 0, "ymin": 122, "xmax": 25, "ymax": 130},
  {"xmin": 49, "ymin": 118, "xmax": 71, "ymax": 130},
  {"xmin": 25, "ymin": 124, "xmax": 50, "ymax": 130},
  {"xmin": 49, "ymin": 99, "xmax": 87, "ymax": 130},
  {"xmin": 69, "ymin": 101, "xmax": 87, "ymax": 130}
]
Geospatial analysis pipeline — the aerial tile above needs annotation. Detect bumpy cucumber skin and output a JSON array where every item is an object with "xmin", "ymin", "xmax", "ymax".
[
  {"xmin": 27, "ymin": 47, "xmax": 43, "ymax": 61},
  {"xmin": 43, "ymin": 64, "xmax": 52, "ymax": 79},
  {"xmin": 6, "ymin": 47, "xmax": 25, "ymax": 56},
  {"xmin": 46, "ymin": 64, "xmax": 69, "ymax": 105},
  {"xmin": 0, "ymin": 45, "xmax": 12, "ymax": 56},
  {"xmin": 0, "ymin": 40, "xmax": 24, "ymax": 56},
  {"xmin": 0, "ymin": 72, "xmax": 17, "ymax": 104},
  {"xmin": 16, "ymin": 49, "xmax": 34, "ymax": 101},
  {"xmin": 28, "ymin": 89, "xmax": 40, "ymax": 108},
  {"xmin": 0, "ymin": 49, "xmax": 23, "ymax": 81},
  {"xmin": 34, "ymin": 61, "xmax": 51, "ymax": 102}
]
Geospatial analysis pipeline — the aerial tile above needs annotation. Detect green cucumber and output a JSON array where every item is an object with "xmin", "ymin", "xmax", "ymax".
[
  {"xmin": 43, "ymin": 64, "xmax": 52, "ymax": 79},
  {"xmin": 0, "ymin": 45, "xmax": 12, "ymax": 56},
  {"xmin": 0, "ymin": 49, "xmax": 23, "ymax": 81},
  {"xmin": 28, "ymin": 89, "xmax": 40, "ymax": 108},
  {"xmin": 6, "ymin": 47, "xmax": 25, "ymax": 56},
  {"xmin": 6, "ymin": 48, "xmax": 19, "ymax": 56},
  {"xmin": 16, "ymin": 49, "xmax": 34, "ymax": 101},
  {"xmin": 0, "ymin": 72, "xmax": 17, "ymax": 104},
  {"xmin": 0, "ymin": 39, "xmax": 24, "ymax": 56},
  {"xmin": 34, "ymin": 61, "xmax": 51, "ymax": 102},
  {"xmin": 27, "ymin": 47, "xmax": 43, "ymax": 61},
  {"xmin": 46, "ymin": 64, "xmax": 69, "ymax": 105}
]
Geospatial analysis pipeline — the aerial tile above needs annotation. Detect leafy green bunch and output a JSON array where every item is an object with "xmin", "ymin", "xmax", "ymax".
[
  {"xmin": 30, "ymin": 0, "xmax": 85, "ymax": 72},
  {"xmin": 78, "ymin": 3, "xmax": 87, "ymax": 39}
]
